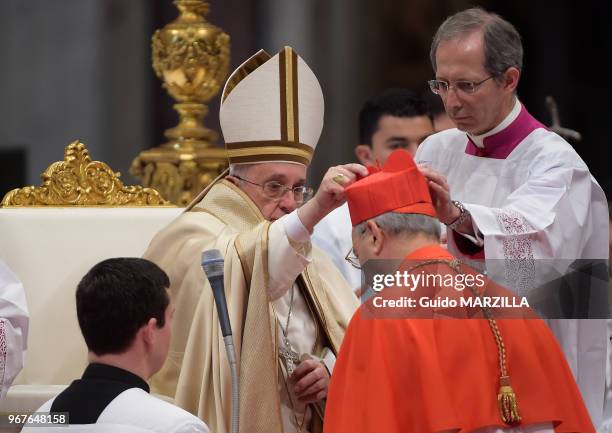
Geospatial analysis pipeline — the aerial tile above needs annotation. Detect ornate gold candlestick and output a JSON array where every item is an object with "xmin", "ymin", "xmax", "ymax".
[{"xmin": 131, "ymin": 0, "xmax": 230, "ymax": 205}]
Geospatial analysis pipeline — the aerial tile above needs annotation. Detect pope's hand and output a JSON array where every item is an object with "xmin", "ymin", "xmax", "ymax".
[
  {"xmin": 298, "ymin": 163, "xmax": 368, "ymax": 232},
  {"xmin": 290, "ymin": 359, "xmax": 330, "ymax": 404},
  {"xmin": 314, "ymin": 163, "xmax": 368, "ymax": 213}
]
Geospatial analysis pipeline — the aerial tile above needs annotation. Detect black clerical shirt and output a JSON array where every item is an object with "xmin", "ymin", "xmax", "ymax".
[{"xmin": 50, "ymin": 363, "xmax": 150, "ymax": 424}]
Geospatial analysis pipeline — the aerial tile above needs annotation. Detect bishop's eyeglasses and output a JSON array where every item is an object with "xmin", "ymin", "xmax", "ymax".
[
  {"xmin": 428, "ymin": 75, "xmax": 495, "ymax": 95},
  {"xmin": 233, "ymin": 175, "xmax": 314, "ymax": 203}
]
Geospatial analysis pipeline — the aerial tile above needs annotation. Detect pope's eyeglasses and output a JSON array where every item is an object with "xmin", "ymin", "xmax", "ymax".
[{"xmin": 233, "ymin": 175, "xmax": 313, "ymax": 203}]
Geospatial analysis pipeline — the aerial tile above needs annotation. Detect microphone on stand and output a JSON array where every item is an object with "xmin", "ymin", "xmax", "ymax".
[{"xmin": 201, "ymin": 249, "xmax": 239, "ymax": 433}]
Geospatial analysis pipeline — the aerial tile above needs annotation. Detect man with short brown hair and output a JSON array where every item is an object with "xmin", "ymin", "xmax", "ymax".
[{"xmin": 313, "ymin": 88, "xmax": 435, "ymax": 291}]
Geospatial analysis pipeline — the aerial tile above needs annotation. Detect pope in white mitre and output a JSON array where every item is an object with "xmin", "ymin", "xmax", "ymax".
[{"xmin": 144, "ymin": 47, "xmax": 363, "ymax": 433}]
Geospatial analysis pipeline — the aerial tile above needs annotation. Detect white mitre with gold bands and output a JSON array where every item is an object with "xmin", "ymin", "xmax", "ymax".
[{"xmin": 220, "ymin": 46, "xmax": 324, "ymax": 166}]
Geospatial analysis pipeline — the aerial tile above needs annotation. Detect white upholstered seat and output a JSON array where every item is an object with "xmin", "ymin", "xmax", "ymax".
[{"xmin": 0, "ymin": 142, "xmax": 183, "ymax": 412}]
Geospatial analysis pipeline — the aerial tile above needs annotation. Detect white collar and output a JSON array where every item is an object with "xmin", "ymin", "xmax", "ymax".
[{"xmin": 468, "ymin": 98, "xmax": 521, "ymax": 148}]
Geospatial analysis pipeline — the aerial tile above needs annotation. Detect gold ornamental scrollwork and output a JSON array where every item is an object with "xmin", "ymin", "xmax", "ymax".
[{"xmin": 1, "ymin": 141, "xmax": 172, "ymax": 207}]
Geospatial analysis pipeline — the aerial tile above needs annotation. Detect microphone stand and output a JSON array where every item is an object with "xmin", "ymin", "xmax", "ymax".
[
  {"xmin": 224, "ymin": 335, "xmax": 239, "ymax": 433},
  {"xmin": 201, "ymin": 250, "xmax": 239, "ymax": 433}
]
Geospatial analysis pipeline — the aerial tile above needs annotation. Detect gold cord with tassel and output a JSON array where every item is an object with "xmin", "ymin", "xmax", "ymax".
[
  {"xmin": 471, "ymin": 270, "xmax": 522, "ymax": 425},
  {"xmin": 498, "ymin": 376, "xmax": 521, "ymax": 424},
  {"xmin": 409, "ymin": 258, "xmax": 522, "ymax": 425}
]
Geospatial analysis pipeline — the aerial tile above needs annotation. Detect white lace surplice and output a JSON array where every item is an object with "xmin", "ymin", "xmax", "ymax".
[{"xmin": 417, "ymin": 124, "xmax": 609, "ymax": 428}]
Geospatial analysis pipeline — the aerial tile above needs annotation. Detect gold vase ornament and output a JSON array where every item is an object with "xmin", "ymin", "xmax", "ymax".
[{"xmin": 131, "ymin": 0, "xmax": 230, "ymax": 205}]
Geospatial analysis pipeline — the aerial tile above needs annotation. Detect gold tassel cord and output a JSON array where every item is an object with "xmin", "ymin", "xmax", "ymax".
[
  {"xmin": 476, "ymin": 283, "xmax": 522, "ymax": 425},
  {"xmin": 407, "ymin": 258, "xmax": 522, "ymax": 425},
  {"xmin": 498, "ymin": 377, "xmax": 521, "ymax": 424}
]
